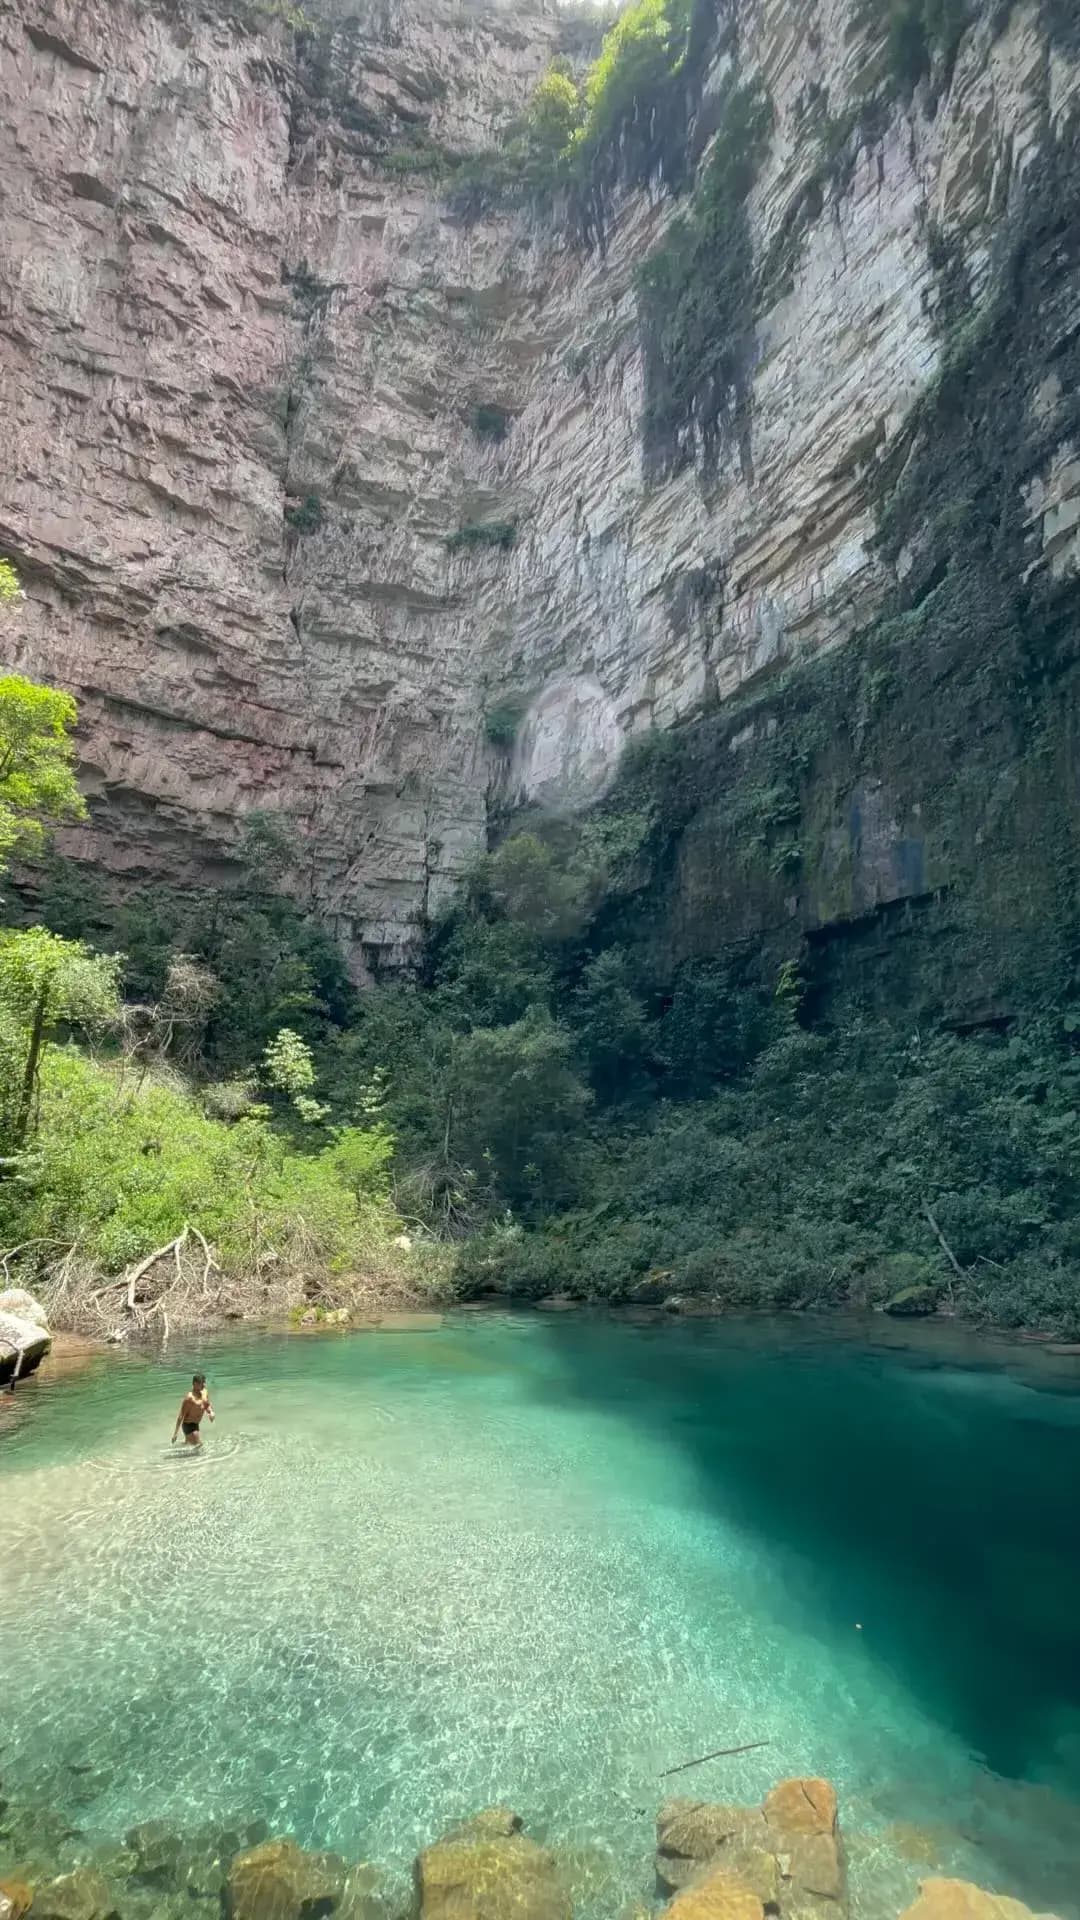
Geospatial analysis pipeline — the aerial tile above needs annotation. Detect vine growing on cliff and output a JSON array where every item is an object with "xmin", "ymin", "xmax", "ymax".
[{"xmin": 635, "ymin": 78, "xmax": 773, "ymax": 481}]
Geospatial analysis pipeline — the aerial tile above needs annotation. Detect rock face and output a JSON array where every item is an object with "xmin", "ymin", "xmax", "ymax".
[
  {"xmin": 0, "ymin": 1291, "xmax": 52, "ymax": 1384},
  {"xmin": 414, "ymin": 1808, "xmax": 569, "ymax": 1920},
  {"xmin": 1, "ymin": 0, "xmax": 1078, "ymax": 974}
]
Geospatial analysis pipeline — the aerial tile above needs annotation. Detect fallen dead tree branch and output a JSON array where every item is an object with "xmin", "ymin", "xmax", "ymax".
[
  {"xmin": 18, "ymin": 1219, "xmax": 431, "ymax": 1339},
  {"xmin": 660, "ymin": 1740, "xmax": 770, "ymax": 1778},
  {"xmin": 121, "ymin": 1229, "xmax": 190, "ymax": 1316}
]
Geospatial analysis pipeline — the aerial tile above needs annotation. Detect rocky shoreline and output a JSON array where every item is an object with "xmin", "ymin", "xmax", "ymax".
[
  {"xmin": 0, "ymin": 1778, "xmax": 1060, "ymax": 1920},
  {"xmin": 6, "ymin": 1292, "xmax": 1080, "ymax": 1403}
]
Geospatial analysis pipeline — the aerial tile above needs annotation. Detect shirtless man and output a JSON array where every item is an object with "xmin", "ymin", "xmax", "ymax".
[{"xmin": 172, "ymin": 1372, "xmax": 215, "ymax": 1446}]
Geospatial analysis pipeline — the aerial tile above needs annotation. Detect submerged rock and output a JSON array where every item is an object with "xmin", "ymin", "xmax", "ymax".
[
  {"xmin": 657, "ymin": 1779, "xmax": 845, "ymax": 1920},
  {"xmin": 226, "ymin": 1840, "xmax": 345, "ymax": 1920},
  {"xmin": 762, "ymin": 1781, "xmax": 838, "ymax": 1839},
  {"xmin": 31, "ymin": 1869, "xmax": 118, "ymax": 1920},
  {"xmin": 414, "ymin": 1809, "xmax": 569, "ymax": 1920},
  {"xmin": 331, "ymin": 1866, "xmax": 383, "ymax": 1920},
  {"xmin": 442, "ymin": 1811, "xmax": 524, "ymax": 1842},
  {"xmin": 125, "ymin": 1822, "xmax": 184, "ymax": 1885},
  {"xmin": 663, "ymin": 1865, "xmax": 766, "ymax": 1920},
  {"xmin": 882, "ymin": 1286, "xmax": 941, "ymax": 1318},
  {"xmin": 656, "ymin": 1803, "xmax": 772, "ymax": 1897},
  {"xmin": 899, "ymin": 1881, "xmax": 1062, "ymax": 1920},
  {"xmin": 764, "ymin": 1778, "xmax": 845, "ymax": 1920}
]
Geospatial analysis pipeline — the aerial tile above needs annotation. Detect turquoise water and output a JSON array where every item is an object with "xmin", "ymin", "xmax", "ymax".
[{"xmin": 2, "ymin": 1312, "xmax": 1080, "ymax": 1918}]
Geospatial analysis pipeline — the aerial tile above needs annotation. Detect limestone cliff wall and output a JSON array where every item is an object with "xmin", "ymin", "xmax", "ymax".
[{"xmin": 1, "ymin": 0, "xmax": 1077, "ymax": 972}]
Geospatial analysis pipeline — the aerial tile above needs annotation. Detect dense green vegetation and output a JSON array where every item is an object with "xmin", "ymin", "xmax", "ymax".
[
  {"xmin": 286, "ymin": 806, "xmax": 1078, "ymax": 1335},
  {"xmin": 446, "ymin": 520, "xmax": 518, "ymax": 553},
  {"xmin": 0, "ymin": 578, "xmax": 410, "ymax": 1324},
  {"xmin": 285, "ymin": 491, "xmax": 325, "ymax": 535},
  {"xmin": 442, "ymin": 0, "xmax": 710, "ymax": 226},
  {"xmin": 4, "ymin": 1046, "xmax": 398, "ymax": 1289},
  {"xmin": 33, "ymin": 818, "xmax": 353, "ymax": 1077},
  {"xmin": 0, "ymin": 671, "xmax": 86, "ymax": 873}
]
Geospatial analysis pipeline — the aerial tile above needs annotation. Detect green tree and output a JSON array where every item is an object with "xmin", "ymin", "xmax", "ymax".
[
  {"xmin": 571, "ymin": 947, "xmax": 652, "ymax": 1099},
  {"xmin": 0, "ymin": 674, "xmax": 86, "ymax": 875},
  {"xmin": 0, "ymin": 927, "xmax": 121, "ymax": 1149},
  {"xmin": 263, "ymin": 1026, "xmax": 327, "ymax": 1123},
  {"xmin": 524, "ymin": 63, "xmax": 583, "ymax": 162},
  {"xmin": 479, "ymin": 833, "xmax": 585, "ymax": 942},
  {"xmin": 452, "ymin": 1008, "xmax": 592, "ymax": 1210}
]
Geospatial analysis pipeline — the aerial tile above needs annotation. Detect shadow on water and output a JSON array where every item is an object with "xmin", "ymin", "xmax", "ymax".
[{"xmin": 528, "ymin": 1313, "xmax": 1080, "ymax": 1795}]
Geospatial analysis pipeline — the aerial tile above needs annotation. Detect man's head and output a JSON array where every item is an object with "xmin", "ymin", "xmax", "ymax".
[{"xmin": 192, "ymin": 1373, "xmax": 206, "ymax": 1390}]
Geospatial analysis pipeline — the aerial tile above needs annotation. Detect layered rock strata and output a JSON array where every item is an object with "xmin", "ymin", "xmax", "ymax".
[{"xmin": 1, "ymin": 0, "xmax": 1077, "ymax": 970}]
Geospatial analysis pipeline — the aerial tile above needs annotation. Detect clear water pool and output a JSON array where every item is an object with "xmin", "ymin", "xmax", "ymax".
[{"xmin": 3, "ymin": 1311, "xmax": 1079, "ymax": 1918}]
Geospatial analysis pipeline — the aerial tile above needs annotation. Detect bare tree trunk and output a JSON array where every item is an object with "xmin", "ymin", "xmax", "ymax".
[{"xmin": 14, "ymin": 985, "xmax": 48, "ymax": 1146}]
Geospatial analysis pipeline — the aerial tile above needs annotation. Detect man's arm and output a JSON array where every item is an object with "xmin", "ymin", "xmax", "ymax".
[
  {"xmin": 172, "ymin": 1398, "xmax": 187, "ymax": 1442},
  {"xmin": 205, "ymin": 1396, "xmax": 215, "ymax": 1423}
]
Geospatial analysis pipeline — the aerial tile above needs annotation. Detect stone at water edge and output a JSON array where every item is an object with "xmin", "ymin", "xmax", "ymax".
[
  {"xmin": 657, "ymin": 1779, "xmax": 846, "ymax": 1920},
  {"xmin": 124, "ymin": 1821, "xmax": 185, "ymax": 1885},
  {"xmin": 30, "ymin": 1870, "xmax": 119, "ymax": 1920},
  {"xmin": 414, "ymin": 1808, "xmax": 570, "ymax": 1920},
  {"xmin": 762, "ymin": 1780, "xmax": 838, "ymax": 1839},
  {"xmin": 785, "ymin": 1832, "xmax": 844, "ymax": 1902},
  {"xmin": 882, "ymin": 1286, "xmax": 941, "ymax": 1318},
  {"xmin": 899, "ymin": 1881, "xmax": 1064, "ymax": 1920},
  {"xmin": 763, "ymin": 1778, "xmax": 846, "ymax": 1920},
  {"xmin": 0, "ymin": 1309, "xmax": 51, "ymax": 1385},
  {"xmin": 0, "ymin": 1289, "xmax": 49, "ymax": 1327},
  {"xmin": 662, "ymin": 1864, "xmax": 767, "ymax": 1920},
  {"xmin": 656, "ymin": 1802, "xmax": 774, "ymax": 1897},
  {"xmin": 0, "ymin": 1882, "xmax": 34, "ymax": 1920},
  {"xmin": 226, "ymin": 1839, "xmax": 346, "ymax": 1920}
]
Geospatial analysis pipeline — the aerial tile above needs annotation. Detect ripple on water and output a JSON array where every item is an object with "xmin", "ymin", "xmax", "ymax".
[{"xmin": 2, "ymin": 1315, "xmax": 1079, "ymax": 1920}]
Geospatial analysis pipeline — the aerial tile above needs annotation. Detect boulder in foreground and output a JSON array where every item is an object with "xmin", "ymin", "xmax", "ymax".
[
  {"xmin": 899, "ymin": 1880, "xmax": 1063, "ymax": 1920},
  {"xmin": 226, "ymin": 1839, "xmax": 346, "ymax": 1920},
  {"xmin": 0, "ymin": 1292, "xmax": 51, "ymax": 1384},
  {"xmin": 656, "ymin": 1802, "xmax": 776, "ymax": 1900},
  {"xmin": 30, "ymin": 1871, "xmax": 118, "ymax": 1920},
  {"xmin": 414, "ymin": 1808, "xmax": 569, "ymax": 1920},
  {"xmin": 657, "ymin": 1778, "xmax": 846, "ymax": 1920},
  {"xmin": 663, "ymin": 1865, "xmax": 766, "ymax": 1920}
]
